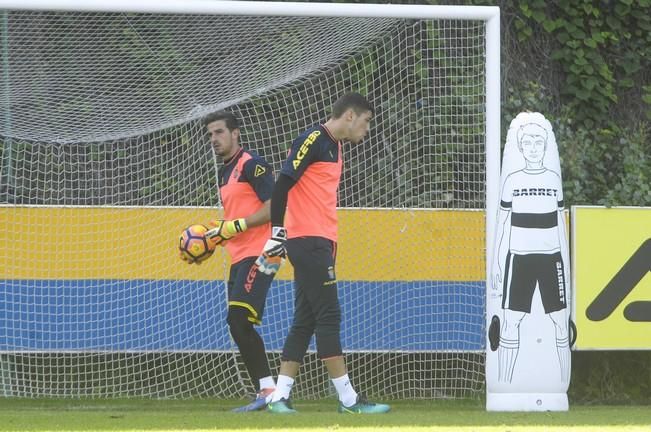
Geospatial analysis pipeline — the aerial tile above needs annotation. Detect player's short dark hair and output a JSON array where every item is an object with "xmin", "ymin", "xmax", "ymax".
[
  {"xmin": 331, "ymin": 92, "xmax": 374, "ymax": 119},
  {"xmin": 203, "ymin": 111, "xmax": 240, "ymax": 131}
]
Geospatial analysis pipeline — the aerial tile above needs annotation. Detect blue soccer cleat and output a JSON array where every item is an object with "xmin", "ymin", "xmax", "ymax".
[
  {"xmin": 338, "ymin": 394, "xmax": 390, "ymax": 414},
  {"xmin": 232, "ymin": 388, "xmax": 274, "ymax": 413},
  {"xmin": 266, "ymin": 398, "xmax": 297, "ymax": 414}
]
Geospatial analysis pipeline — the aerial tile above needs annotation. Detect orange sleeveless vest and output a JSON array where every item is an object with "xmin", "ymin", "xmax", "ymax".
[
  {"xmin": 220, "ymin": 151, "xmax": 270, "ymax": 264},
  {"xmin": 285, "ymin": 139, "xmax": 342, "ymax": 241}
]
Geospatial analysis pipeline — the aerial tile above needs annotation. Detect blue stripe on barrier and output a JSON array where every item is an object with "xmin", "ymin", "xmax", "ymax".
[{"xmin": 0, "ymin": 280, "xmax": 484, "ymax": 351}]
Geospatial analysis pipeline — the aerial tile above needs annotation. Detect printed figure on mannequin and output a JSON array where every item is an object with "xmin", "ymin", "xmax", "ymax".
[{"xmin": 492, "ymin": 121, "xmax": 571, "ymax": 384}]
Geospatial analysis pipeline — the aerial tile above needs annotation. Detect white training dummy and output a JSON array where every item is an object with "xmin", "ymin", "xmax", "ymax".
[{"xmin": 486, "ymin": 112, "xmax": 572, "ymax": 411}]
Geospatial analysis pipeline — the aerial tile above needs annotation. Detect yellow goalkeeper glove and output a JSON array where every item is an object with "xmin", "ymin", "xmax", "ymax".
[{"xmin": 206, "ymin": 218, "xmax": 247, "ymax": 248}]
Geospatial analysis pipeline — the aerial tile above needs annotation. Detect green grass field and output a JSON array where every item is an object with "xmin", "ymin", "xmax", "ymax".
[{"xmin": 0, "ymin": 399, "xmax": 649, "ymax": 432}]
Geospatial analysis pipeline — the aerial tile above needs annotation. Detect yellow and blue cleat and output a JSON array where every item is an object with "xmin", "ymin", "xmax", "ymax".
[{"xmin": 338, "ymin": 394, "xmax": 390, "ymax": 414}]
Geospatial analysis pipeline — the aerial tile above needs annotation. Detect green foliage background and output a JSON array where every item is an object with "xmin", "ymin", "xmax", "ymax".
[
  {"xmin": 336, "ymin": 0, "xmax": 651, "ymax": 405},
  {"xmin": 472, "ymin": 0, "xmax": 650, "ymax": 404},
  {"xmin": 495, "ymin": 0, "xmax": 651, "ymax": 207},
  {"xmin": 487, "ymin": 0, "xmax": 650, "ymax": 405}
]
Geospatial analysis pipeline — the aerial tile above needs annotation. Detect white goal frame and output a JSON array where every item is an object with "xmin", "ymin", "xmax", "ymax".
[{"xmin": 0, "ymin": 0, "xmax": 501, "ymax": 397}]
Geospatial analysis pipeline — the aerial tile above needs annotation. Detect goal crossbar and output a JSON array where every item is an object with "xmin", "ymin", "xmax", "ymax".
[{"xmin": 0, "ymin": 0, "xmax": 499, "ymax": 20}]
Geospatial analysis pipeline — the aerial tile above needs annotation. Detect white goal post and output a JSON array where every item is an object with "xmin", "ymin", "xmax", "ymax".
[{"xmin": 0, "ymin": 0, "xmax": 500, "ymax": 399}]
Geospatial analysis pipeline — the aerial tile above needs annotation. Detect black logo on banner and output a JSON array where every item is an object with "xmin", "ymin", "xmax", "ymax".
[{"xmin": 586, "ymin": 238, "xmax": 651, "ymax": 322}]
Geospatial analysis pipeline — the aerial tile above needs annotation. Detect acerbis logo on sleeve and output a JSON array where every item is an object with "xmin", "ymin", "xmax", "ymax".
[{"xmin": 292, "ymin": 130, "xmax": 321, "ymax": 169}]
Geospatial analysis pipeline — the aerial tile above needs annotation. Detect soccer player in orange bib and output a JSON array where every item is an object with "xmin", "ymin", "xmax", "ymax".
[
  {"xmin": 201, "ymin": 111, "xmax": 277, "ymax": 412},
  {"xmin": 256, "ymin": 93, "xmax": 390, "ymax": 414}
]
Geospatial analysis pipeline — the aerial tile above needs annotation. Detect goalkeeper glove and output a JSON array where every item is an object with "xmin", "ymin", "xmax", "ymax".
[
  {"xmin": 206, "ymin": 218, "xmax": 247, "ymax": 247},
  {"xmin": 255, "ymin": 226, "xmax": 287, "ymax": 275}
]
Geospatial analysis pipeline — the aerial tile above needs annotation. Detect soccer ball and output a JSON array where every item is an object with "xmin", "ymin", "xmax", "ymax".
[{"xmin": 179, "ymin": 224, "xmax": 215, "ymax": 264}]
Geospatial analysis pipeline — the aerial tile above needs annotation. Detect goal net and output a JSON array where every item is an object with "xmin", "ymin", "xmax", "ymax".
[{"xmin": 0, "ymin": 1, "xmax": 499, "ymax": 399}]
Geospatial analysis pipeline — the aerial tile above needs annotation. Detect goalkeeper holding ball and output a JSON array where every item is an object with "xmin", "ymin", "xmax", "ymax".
[
  {"xmin": 192, "ymin": 111, "xmax": 277, "ymax": 412},
  {"xmin": 256, "ymin": 93, "xmax": 390, "ymax": 414}
]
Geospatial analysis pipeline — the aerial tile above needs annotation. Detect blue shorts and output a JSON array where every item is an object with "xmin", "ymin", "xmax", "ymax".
[{"xmin": 228, "ymin": 257, "xmax": 275, "ymax": 325}]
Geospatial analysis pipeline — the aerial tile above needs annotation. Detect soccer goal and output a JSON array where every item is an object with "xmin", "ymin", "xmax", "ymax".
[{"xmin": 0, "ymin": 0, "xmax": 500, "ymax": 399}]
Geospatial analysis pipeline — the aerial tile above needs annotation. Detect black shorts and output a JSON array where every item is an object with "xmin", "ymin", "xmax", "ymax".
[
  {"xmin": 286, "ymin": 236, "xmax": 338, "ymax": 293},
  {"xmin": 227, "ymin": 257, "xmax": 274, "ymax": 325},
  {"xmin": 285, "ymin": 236, "xmax": 341, "ymax": 359},
  {"xmin": 502, "ymin": 251, "xmax": 567, "ymax": 314}
]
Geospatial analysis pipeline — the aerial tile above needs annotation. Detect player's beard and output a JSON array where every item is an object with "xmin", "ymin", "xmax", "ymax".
[{"xmin": 215, "ymin": 141, "xmax": 235, "ymax": 158}]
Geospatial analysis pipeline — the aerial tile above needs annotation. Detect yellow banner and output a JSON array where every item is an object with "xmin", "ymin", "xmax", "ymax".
[
  {"xmin": 573, "ymin": 206, "xmax": 651, "ymax": 349},
  {"xmin": 1, "ymin": 207, "xmax": 485, "ymax": 282}
]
